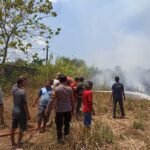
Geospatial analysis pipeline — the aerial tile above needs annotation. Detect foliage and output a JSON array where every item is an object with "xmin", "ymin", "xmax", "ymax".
[
  {"xmin": 89, "ymin": 122, "xmax": 115, "ymax": 145},
  {"xmin": 133, "ymin": 120, "xmax": 144, "ymax": 131},
  {"xmin": 30, "ymin": 56, "xmax": 99, "ymax": 87},
  {"xmin": 55, "ymin": 57, "xmax": 89, "ymax": 78},
  {"xmin": 0, "ymin": 0, "xmax": 60, "ymax": 63},
  {"xmin": 0, "ymin": 56, "xmax": 99, "ymax": 89},
  {"xmin": 32, "ymin": 53, "xmax": 45, "ymax": 65}
]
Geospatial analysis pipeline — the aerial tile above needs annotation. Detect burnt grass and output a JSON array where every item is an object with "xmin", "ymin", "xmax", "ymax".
[{"xmin": 0, "ymin": 92, "xmax": 150, "ymax": 150}]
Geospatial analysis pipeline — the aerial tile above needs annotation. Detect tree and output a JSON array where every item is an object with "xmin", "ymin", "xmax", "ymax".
[
  {"xmin": 0, "ymin": 0, "xmax": 61, "ymax": 63},
  {"xmin": 55, "ymin": 56, "xmax": 89, "ymax": 77},
  {"xmin": 32, "ymin": 53, "xmax": 45, "ymax": 65}
]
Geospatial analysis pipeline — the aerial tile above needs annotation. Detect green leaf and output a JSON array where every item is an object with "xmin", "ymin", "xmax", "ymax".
[
  {"xmin": 55, "ymin": 31, "xmax": 59, "ymax": 35},
  {"xmin": 51, "ymin": 12, "xmax": 57, "ymax": 17},
  {"xmin": 26, "ymin": 43, "xmax": 32, "ymax": 48},
  {"xmin": 9, "ymin": 41, "xmax": 17, "ymax": 47},
  {"xmin": 0, "ymin": 0, "xmax": 60, "ymax": 64},
  {"xmin": 20, "ymin": 47, "xmax": 26, "ymax": 51},
  {"xmin": 0, "ymin": 40, "xmax": 4, "ymax": 45}
]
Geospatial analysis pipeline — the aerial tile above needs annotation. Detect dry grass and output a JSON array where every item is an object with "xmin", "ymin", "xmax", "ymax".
[{"xmin": 0, "ymin": 92, "xmax": 150, "ymax": 150}]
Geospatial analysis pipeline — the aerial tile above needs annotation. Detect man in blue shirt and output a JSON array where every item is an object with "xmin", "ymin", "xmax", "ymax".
[
  {"xmin": 33, "ymin": 80, "xmax": 53, "ymax": 133},
  {"xmin": 110, "ymin": 76, "xmax": 125, "ymax": 119}
]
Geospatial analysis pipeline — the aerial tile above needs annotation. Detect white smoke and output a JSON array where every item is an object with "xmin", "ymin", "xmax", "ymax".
[
  {"xmin": 58, "ymin": 0, "xmax": 150, "ymax": 94},
  {"xmin": 46, "ymin": 0, "xmax": 150, "ymax": 94},
  {"xmin": 92, "ymin": 66, "xmax": 150, "ymax": 95}
]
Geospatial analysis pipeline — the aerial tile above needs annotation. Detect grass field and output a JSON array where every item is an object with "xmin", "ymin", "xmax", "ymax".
[{"xmin": 0, "ymin": 91, "xmax": 150, "ymax": 150}]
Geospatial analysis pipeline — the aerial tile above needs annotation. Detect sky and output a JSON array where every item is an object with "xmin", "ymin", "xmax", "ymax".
[{"xmin": 37, "ymin": 0, "xmax": 150, "ymax": 69}]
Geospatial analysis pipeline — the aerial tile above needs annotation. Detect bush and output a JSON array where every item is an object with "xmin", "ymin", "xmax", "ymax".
[
  {"xmin": 133, "ymin": 120, "xmax": 144, "ymax": 131},
  {"xmin": 0, "ymin": 57, "xmax": 99, "ymax": 90},
  {"xmin": 77, "ymin": 121, "xmax": 114, "ymax": 148}
]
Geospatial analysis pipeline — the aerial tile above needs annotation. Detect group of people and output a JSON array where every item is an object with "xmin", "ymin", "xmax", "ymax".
[{"xmin": 0, "ymin": 73, "xmax": 126, "ymax": 148}]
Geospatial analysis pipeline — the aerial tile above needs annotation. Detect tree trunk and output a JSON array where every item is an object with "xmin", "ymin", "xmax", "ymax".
[
  {"xmin": 2, "ymin": 35, "xmax": 10, "ymax": 64},
  {"xmin": 2, "ymin": 47, "xmax": 7, "ymax": 64}
]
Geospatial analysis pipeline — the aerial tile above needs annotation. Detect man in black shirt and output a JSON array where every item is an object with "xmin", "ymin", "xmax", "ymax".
[
  {"xmin": 110, "ymin": 76, "xmax": 125, "ymax": 119},
  {"xmin": 76, "ymin": 77, "xmax": 85, "ymax": 116}
]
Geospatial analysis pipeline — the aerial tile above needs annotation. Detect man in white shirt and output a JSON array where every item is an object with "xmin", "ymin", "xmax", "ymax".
[{"xmin": 53, "ymin": 73, "xmax": 61, "ymax": 89}]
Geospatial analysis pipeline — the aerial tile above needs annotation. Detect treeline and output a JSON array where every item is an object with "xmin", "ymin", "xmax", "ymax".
[{"xmin": 0, "ymin": 56, "xmax": 99, "ymax": 91}]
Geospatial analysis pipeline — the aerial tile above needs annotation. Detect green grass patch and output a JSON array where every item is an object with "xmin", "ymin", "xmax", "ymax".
[{"xmin": 133, "ymin": 120, "xmax": 144, "ymax": 131}]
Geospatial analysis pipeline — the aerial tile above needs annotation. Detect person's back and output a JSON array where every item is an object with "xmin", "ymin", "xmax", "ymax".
[
  {"xmin": 12, "ymin": 86, "xmax": 26, "ymax": 119},
  {"xmin": 77, "ymin": 81, "xmax": 85, "ymax": 96},
  {"xmin": 39, "ymin": 87, "xmax": 53, "ymax": 106},
  {"xmin": 111, "ymin": 76, "xmax": 125, "ymax": 119},
  {"xmin": 82, "ymin": 81, "xmax": 93, "ymax": 128},
  {"xmin": 11, "ymin": 78, "xmax": 30, "ymax": 148},
  {"xmin": 76, "ymin": 77, "xmax": 85, "ymax": 115},
  {"xmin": 70, "ymin": 80, "xmax": 78, "ymax": 102},
  {"xmin": 83, "ymin": 89, "xmax": 93, "ymax": 113},
  {"xmin": 55, "ymin": 84, "xmax": 72, "ymax": 112},
  {"xmin": 47, "ymin": 74, "xmax": 74, "ymax": 143},
  {"xmin": 112, "ymin": 82, "xmax": 124, "ymax": 100}
]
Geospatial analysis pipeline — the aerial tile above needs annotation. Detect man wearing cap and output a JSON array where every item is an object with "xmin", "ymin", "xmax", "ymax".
[{"xmin": 110, "ymin": 76, "xmax": 125, "ymax": 119}]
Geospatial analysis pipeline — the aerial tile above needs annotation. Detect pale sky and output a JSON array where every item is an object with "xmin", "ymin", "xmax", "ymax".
[{"xmin": 36, "ymin": 0, "xmax": 150, "ymax": 69}]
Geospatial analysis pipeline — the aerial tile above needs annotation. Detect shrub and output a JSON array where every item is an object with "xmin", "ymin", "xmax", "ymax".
[{"xmin": 133, "ymin": 120, "xmax": 144, "ymax": 131}]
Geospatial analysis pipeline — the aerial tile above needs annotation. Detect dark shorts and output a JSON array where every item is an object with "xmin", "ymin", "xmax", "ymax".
[
  {"xmin": 12, "ymin": 116, "xmax": 27, "ymax": 132},
  {"xmin": 83, "ymin": 112, "xmax": 92, "ymax": 127},
  {"xmin": 37, "ymin": 105, "xmax": 49, "ymax": 122}
]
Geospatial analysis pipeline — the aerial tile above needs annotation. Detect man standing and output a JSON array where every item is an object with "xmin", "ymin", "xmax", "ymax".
[
  {"xmin": 46, "ymin": 74, "xmax": 74, "ymax": 143},
  {"xmin": 82, "ymin": 81, "xmax": 93, "ymax": 128},
  {"xmin": 12, "ymin": 76, "xmax": 27, "ymax": 89},
  {"xmin": 76, "ymin": 77, "xmax": 85, "ymax": 116},
  {"xmin": 33, "ymin": 80, "xmax": 53, "ymax": 133},
  {"xmin": 0, "ymin": 87, "xmax": 4, "ymax": 125},
  {"xmin": 11, "ymin": 78, "xmax": 30, "ymax": 148},
  {"xmin": 53, "ymin": 73, "xmax": 61, "ymax": 89},
  {"xmin": 110, "ymin": 76, "xmax": 125, "ymax": 119},
  {"xmin": 70, "ymin": 77, "xmax": 79, "ymax": 103}
]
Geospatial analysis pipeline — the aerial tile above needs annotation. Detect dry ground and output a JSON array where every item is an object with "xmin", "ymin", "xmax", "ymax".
[{"xmin": 0, "ymin": 91, "xmax": 150, "ymax": 150}]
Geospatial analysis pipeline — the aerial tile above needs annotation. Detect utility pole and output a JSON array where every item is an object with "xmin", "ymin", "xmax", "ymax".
[{"xmin": 46, "ymin": 44, "xmax": 49, "ymax": 64}]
